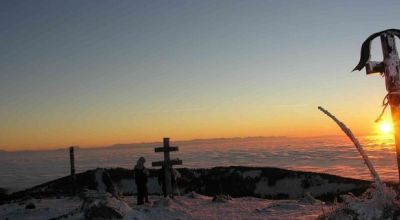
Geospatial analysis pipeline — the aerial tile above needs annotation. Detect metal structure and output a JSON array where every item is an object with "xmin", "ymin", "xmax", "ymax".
[
  {"xmin": 152, "ymin": 138, "xmax": 182, "ymax": 197},
  {"xmin": 353, "ymin": 29, "xmax": 400, "ymax": 182}
]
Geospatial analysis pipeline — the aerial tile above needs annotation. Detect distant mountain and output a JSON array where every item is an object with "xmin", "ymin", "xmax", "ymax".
[
  {"xmin": 3, "ymin": 135, "xmax": 341, "ymax": 152},
  {"xmin": 102, "ymin": 136, "xmax": 289, "ymax": 149}
]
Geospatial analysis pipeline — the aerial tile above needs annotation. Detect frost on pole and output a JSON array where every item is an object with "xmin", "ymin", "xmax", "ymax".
[{"xmin": 353, "ymin": 29, "xmax": 400, "ymax": 183}]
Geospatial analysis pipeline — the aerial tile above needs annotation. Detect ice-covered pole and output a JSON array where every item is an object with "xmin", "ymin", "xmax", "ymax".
[
  {"xmin": 318, "ymin": 106, "xmax": 382, "ymax": 186},
  {"xmin": 353, "ymin": 29, "xmax": 400, "ymax": 183},
  {"xmin": 380, "ymin": 33, "xmax": 400, "ymax": 184}
]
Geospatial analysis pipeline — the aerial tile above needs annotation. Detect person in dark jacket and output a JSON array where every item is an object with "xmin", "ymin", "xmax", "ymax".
[{"xmin": 134, "ymin": 157, "xmax": 149, "ymax": 205}]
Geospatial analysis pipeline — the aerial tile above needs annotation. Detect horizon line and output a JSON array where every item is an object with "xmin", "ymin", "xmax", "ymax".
[{"xmin": 1, "ymin": 133, "xmax": 383, "ymax": 152}]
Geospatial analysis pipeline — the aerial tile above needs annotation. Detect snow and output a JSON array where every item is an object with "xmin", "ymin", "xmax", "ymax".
[
  {"xmin": 0, "ymin": 197, "xmax": 82, "ymax": 220},
  {"xmin": 0, "ymin": 194, "xmax": 327, "ymax": 220},
  {"xmin": 254, "ymin": 176, "xmax": 356, "ymax": 198},
  {"xmin": 321, "ymin": 184, "xmax": 399, "ymax": 219},
  {"xmin": 95, "ymin": 169, "xmax": 106, "ymax": 193},
  {"xmin": 125, "ymin": 194, "xmax": 327, "ymax": 220}
]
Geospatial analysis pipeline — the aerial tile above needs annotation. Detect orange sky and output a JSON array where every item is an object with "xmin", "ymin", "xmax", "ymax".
[
  {"xmin": 1, "ymin": 1, "xmax": 399, "ymax": 151},
  {"xmin": 0, "ymin": 99, "xmax": 387, "ymax": 151}
]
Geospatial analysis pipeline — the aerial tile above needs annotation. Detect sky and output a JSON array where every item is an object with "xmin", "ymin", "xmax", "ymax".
[{"xmin": 1, "ymin": 0, "xmax": 400, "ymax": 150}]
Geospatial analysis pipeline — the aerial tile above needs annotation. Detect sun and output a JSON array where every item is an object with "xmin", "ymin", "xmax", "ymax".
[{"xmin": 379, "ymin": 122, "xmax": 393, "ymax": 134}]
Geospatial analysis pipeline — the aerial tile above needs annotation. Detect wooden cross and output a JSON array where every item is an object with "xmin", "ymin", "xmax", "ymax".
[{"xmin": 152, "ymin": 138, "xmax": 182, "ymax": 197}]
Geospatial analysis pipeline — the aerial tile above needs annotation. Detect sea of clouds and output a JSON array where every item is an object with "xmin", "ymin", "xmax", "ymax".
[{"xmin": 0, "ymin": 135, "xmax": 397, "ymax": 192}]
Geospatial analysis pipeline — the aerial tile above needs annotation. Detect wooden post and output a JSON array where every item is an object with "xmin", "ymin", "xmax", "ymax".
[
  {"xmin": 152, "ymin": 138, "xmax": 183, "ymax": 197},
  {"xmin": 353, "ymin": 29, "xmax": 400, "ymax": 183},
  {"xmin": 69, "ymin": 146, "xmax": 76, "ymax": 182},
  {"xmin": 380, "ymin": 33, "xmax": 400, "ymax": 183}
]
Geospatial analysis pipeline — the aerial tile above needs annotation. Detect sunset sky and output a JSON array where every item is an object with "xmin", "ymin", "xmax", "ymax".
[{"xmin": 1, "ymin": 0, "xmax": 400, "ymax": 150}]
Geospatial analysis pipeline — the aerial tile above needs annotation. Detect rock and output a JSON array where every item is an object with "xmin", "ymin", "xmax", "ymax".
[
  {"xmin": 25, "ymin": 202, "xmax": 36, "ymax": 209},
  {"xmin": 84, "ymin": 203, "xmax": 123, "ymax": 220},
  {"xmin": 212, "ymin": 194, "xmax": 232, "ymax": 203},
  {"xmin": 81, "ymin": 191, "xmax": 131, "ymax": 220},
  {"xmin": 298, "ymin": 192, "xmax": 323, "ymax": 205}
]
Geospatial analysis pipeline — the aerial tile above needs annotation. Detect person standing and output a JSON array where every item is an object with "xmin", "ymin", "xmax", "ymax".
[{"xmin": 134, "ymin": 157, "xmax": 149, "ymax": 205}]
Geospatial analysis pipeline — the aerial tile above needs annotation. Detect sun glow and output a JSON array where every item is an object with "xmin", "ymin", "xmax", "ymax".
[{"xmin": 379, "ymin": 121, "xmax": 393, "ymax": 134}]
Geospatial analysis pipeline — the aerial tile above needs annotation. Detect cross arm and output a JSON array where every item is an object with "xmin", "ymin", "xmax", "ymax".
[
  {"xmin": 154, "ymin": 146, "xmax": 179, "ymax": 152},
  {"xmin": 353, "ymin": 29, "xmax": 400, "ymax": 73},
  {"xmin": 152, "ymin": 159, "xmax": 183, "ymax": 167}
]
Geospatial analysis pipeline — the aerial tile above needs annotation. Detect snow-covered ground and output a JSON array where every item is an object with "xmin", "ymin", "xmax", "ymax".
[
  {"xmin": 0, "ymin": 196, "xmax": 82, "ymax": 220},
  {"xmin": 0, "ymin": 193, "xmax": 327, "ymax": 220}
]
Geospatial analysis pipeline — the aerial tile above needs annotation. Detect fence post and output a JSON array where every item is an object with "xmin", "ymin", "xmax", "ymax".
[{"xmin": 69, "ymin": 146, "xmax": 76, "ymax": 182}]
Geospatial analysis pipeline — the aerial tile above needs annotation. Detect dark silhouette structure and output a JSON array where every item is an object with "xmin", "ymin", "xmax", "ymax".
[
  {"xmin": 152, "ymin": 138, "xmax": 182, "ymax": 197},
  {"xmin": 353, "ymin": 29, "xmax": 400, "ymax": 183}
]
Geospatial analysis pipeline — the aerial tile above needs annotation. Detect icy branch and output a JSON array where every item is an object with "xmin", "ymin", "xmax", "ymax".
[{"xmin": 318, "ymin": 106, "xmax": 383, "ymax": 187}]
